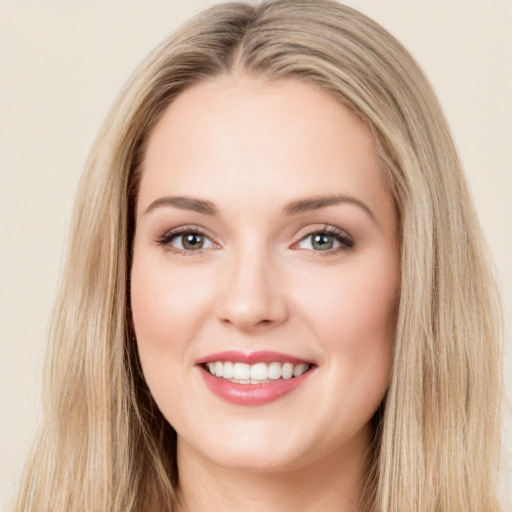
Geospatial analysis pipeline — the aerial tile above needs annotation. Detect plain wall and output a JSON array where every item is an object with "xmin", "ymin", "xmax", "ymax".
[{"xmin": 1, "ymin": 0, "xmax": 511, "ymax": 509}]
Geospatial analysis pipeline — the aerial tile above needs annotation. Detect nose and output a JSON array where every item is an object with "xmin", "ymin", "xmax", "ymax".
[{"xmin": 216, "ymin": 248, "xmax": 289, "ymax": 332}]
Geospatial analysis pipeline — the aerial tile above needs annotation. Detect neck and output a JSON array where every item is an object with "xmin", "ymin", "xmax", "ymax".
[{"xmin": 174, "ymin": 425, "xmax": 374, "ymax": 512}]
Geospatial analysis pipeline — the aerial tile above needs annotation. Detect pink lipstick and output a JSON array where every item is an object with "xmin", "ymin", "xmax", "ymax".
[{"xmin": 196, "ymin": 351, "xmax": 315, "ymax": 406}]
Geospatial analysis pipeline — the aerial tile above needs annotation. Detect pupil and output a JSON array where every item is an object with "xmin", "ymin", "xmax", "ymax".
[
  {"xmin": 312, "ymin": 234, "xmax": 333, "ymax": 250},
  {"xmin": 183, "ymin": 234, "xmax": 203, "ymax": 249}
]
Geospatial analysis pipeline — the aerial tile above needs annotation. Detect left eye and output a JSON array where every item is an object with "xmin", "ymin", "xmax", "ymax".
[
  {"xmin": 295, "ymin": 230, "xmax": 353, "ymax": 252},
  {"xmin": 167, "ymin": 232, "xmax": 216, "ymax": 251},
  {"xmin": 297, "ymin": 233, "xmax": 340, "ymax": 251}
]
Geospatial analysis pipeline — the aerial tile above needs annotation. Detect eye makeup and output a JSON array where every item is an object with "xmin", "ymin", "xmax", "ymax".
[{"xmin": 155, "ymin": 222, "xmax": 354, "ymax": 257}]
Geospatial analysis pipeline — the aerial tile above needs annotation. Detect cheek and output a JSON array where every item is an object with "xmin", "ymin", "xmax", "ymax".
[
  {"xmin": 131, "ymin": 268, "xmax": 178, "ymax": 354},
  {"xmin": 130, "ymin": 256, "xmax": 214, "ymax": 426},
  {"xmin": 131, "ymin": 253, "xmax": 212, "ymax": 348},
  {"xmin": 297, "ymin": 256, "xmax": 398, "ymax": 388},
  {"xmin": 130, "ymin": 253, "xmax": 206, "ymax": 398},
  {"xmin": 130, "ymin": 264, "xmax": 175, "ymax": 398},
  {"xmin": 302, "ymin": 256, "xmax": 397, "ymax": 333}
]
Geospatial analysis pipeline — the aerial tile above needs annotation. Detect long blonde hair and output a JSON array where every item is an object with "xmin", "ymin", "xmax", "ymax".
[{"xmin": 16, "ymin": 1, "xmax": 503, "ymax": 511}]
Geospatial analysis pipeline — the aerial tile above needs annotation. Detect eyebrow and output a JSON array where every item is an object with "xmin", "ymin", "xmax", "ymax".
[
  {"xmin": 282, "ymin": 194, "xmax": 376, "ymax": 222},
  {"xmin": 144, "ymin": 196, "xmax": 217, "ymax": 216},
  {"xmin": 144, "ymin": 193, "xmax": 375, "ymax": 222}
]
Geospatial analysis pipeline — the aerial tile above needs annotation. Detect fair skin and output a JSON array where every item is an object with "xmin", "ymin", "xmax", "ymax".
[{"xmin": 131, "ymin": 76, "xmax": 399, "ymax": 512}]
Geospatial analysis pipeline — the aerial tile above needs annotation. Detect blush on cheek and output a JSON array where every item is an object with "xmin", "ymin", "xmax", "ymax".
[
  {"xmin": 309, "ymin": 279, "xmax": 396, "ymax": 339},
  {"xmin": 305, "ymin": 267, "xmax": 396, "ymax": 393}
]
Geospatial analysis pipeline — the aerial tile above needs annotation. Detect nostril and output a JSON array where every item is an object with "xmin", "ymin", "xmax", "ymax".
[
  {"xmin": 215, "ymin": 274, "xmax": 289, "ymax": 330},
  {"xmin": 220, "ymin": 315, "xmax": 279, "ymax": 331}
]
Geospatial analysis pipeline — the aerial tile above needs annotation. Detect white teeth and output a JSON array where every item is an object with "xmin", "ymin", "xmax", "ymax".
[
  {"xmin": 268, "ymin": 362, "xmax": 282, "ymax": 380},
  {"xmin": 233, "ymin": 362, "xmax": 250, "ymax": 380},
  {"xmin": 223, "ymin": 361, "xmax": 234, "ymax": 379},
  {"xmin": 293, "ymin": 363, "xmax": 309, "ymax": 377},
  {"xmin": 250, "ymin": 363, "xmax": 268, "ymax": 380},
  {"xmin": 282, "ymin": 362, "xmax": 293, "ymax": 379},
  {"xmin": 205, "ymin": 361, "xmax": 311, "ymax": 381}
]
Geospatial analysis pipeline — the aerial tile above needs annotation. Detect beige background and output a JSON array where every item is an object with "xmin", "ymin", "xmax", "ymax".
[{"xmin": 1, "ymin": 0, "xmax": 511, "ymax": 509}]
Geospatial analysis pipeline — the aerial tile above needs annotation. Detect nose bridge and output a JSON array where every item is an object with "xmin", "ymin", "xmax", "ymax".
[{"xmin": 217, "ymin": 239, "xmax": 287, "ymax": 330}]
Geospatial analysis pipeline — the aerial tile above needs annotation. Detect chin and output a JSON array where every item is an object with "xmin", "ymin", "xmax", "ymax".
[
  {"xmin": 176, "ymin": 413, "xmax": 372, "ymax": 476},
  {"xmin": 176, "ymin": 420, "xmax": 318, "ymax": 473}
]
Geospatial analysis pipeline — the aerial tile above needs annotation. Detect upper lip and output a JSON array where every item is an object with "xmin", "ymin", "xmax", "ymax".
[{"xmin": 196, "ymin": 350, "xmax": 314, "ymax": 366}]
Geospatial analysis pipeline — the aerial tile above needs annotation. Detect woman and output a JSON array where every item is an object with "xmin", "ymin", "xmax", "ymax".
[{"xmin": 15, "ymin": 1, "xmax": 504, "ymax": 511}]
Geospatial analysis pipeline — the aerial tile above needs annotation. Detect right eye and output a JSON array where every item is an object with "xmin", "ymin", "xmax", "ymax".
[{"xmin": 157, "ymin": 227, "xmax": 218, "ymax": 254}]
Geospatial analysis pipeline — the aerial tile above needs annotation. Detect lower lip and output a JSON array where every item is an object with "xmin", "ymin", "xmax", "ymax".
[{"xmin": 199, "ymin": 366, "xmax": 313, "ymax": 406}]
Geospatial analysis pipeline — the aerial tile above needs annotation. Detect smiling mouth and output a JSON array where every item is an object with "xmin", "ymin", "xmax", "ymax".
[
  {"xmin": 197, "ymin": 350, "xmax": 316, "ymax": 405},
  {"xmin": 203, "ymin": 361, "xmax": 312, "ymax": 384}
]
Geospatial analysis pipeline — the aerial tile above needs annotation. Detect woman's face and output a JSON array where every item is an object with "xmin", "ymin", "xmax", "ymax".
[{"xmin": 131, "ymin": 77, "xmax": 399, "ymax": 472}]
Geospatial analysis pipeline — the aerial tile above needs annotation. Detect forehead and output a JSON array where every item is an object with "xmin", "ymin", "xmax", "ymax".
[{"xmin": 138, "ymin": 76, "xmax": 388, "ymax": 215}]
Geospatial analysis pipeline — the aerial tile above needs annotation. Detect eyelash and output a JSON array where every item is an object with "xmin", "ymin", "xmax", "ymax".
[
  {"xmin": 156, "ymin": 226, "xmax": 214, "ymax": 256},
  {"xmin": 294, "ymin": 225, "xmax": 354, "ymax": 256},
  {"xmin": 155, "ymin": 224, "xmax": 354, "ymax": 256}
]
